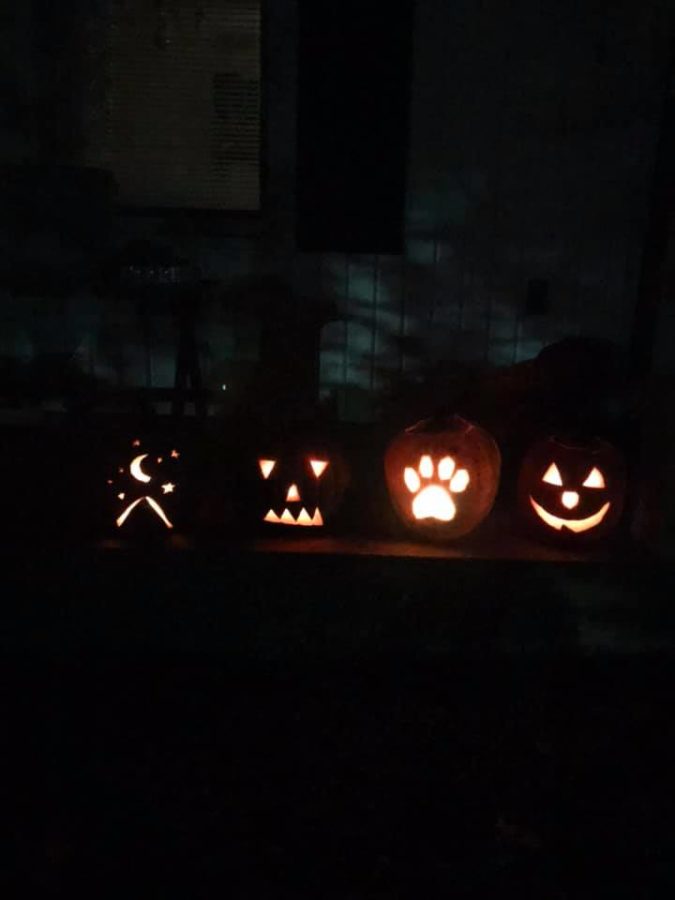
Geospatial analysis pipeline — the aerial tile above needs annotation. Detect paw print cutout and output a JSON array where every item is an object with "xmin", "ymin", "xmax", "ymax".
[{"xmin": 403, "ymin": 455, "xmax": 470, "ymax": 522}]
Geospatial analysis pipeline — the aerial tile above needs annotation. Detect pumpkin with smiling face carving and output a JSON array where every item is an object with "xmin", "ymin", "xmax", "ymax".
[
  {"xmin": 384, "ymin": 416, "xmax": 501, "ymax": 541},
  {"xmin": 254, "ymin": 436, "xmax": 349, "ymax": 530},
  {"xmin": 517, "ymin": 436, "xmax": 626, "ymax": 543}
]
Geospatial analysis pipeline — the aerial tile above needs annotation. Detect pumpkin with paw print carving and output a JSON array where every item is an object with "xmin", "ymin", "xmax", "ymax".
[
  {"xmin": 517, "ymin": 435, "xmax": 625, "ymax": 543},
  {"xmin": 384, "ymin": 416, "xmax": 501, "ymax": 541}
]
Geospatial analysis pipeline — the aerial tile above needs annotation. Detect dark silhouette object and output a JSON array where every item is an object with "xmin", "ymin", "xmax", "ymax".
[
  {"xmin": 105, "ymin": 240, "xmax": 209, "ymax": 419},
  {"xmin": 296, "ymin": 0, "xmax": 413, "ymax": 252},
  {"xmin": 221, "ymin": 276, "xmax": 342, "ymax": 424},
  {"xmin": 528, "ymin": 337, "xmax": 635, "ymax": 441},
  {"xmin": 473, "ymin": 336, "xmax": 635, "ymax": 448},
  {"xmin": 0, "ymin": 164, "xmax": 115, "ymax": 297},
  {"xmin": 524, "ymin": 278, "xmax": 550, "ymax": 316},
  {"xmin": 533, "ymin": 337, "xmax": 629, "ymax": 407},
  {"xmin": 0, "ymin": 165, "xmax": 114, "ymax": 415},
  {"xmin": 630, "ymin": 34, "xmax": 675, "ymax": 378}
]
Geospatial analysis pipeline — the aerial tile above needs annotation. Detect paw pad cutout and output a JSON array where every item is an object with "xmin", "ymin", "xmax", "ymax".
[{"xmin": 403, "ymin": 455, "xmax": 470, "ymax": 522}]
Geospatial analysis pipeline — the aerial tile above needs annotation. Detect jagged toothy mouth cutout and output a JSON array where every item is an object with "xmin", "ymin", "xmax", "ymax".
[{"xmin": 263, "ymin": 507, "xmax": 324, "ymax": 526}]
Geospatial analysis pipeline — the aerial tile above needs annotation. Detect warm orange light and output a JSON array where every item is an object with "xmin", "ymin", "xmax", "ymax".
[
  {"xmin": 132, "ymin": 439, "xmax": 141, "ymax": 447},
  {"xmin": 562, "ymin": 491, "xmax": 579, "ymax": 509},
  {"xmin": 130, "ymin": 454, "xmax": 152, "ymax": 484},
  {"xmin": 419, "ymin": 455, "xmax": 433, "ymax": 478},
  {"xmin": 145, "ymin": 496, "xmax": 174, "ymax": 529},
  {"xmin": 286, "ymin": 483, "xmax": 301, "ymax": 502},
  {"xmin": 404, "ymin": 467, "xmax": 421, "ymax": 493},
  {"xmin": 437, "ymin": 456, "xmax": 455, "ymax": 481},
  {"xmin": 529, "ymin": 497, "xmax": 611, "ymax": 533},
  {"xmin": 258, "ymin": 459, "xmax": 276, "ymax": 479},
  {"xmin": 412, "ymin": 485, "xmax": 456, "ymax": 522},
  {"xmin": 118, "ymin": 492, "xmax": 125, "ymax": 500},
  {"xmin": 116, "ymin": 497, "xmax": 144, "ymax": 528},
  {"xmin": 263, "ymin": 507, "xmax": 323, "ymax": 526},
  {"xmin": 116, "ymin": 495, "xmax": 173, "ymax": 529},
  {"xmin": 450, "ymin": 469, "xmax": 470, "ymax": 492},
  {"xmin": 309, "ymin": 459, "xmax": 328, "ymax": 478},
  {"xmin": 542, "ymin": 463, "xmax": 563, "ymax": 486},
  {"xmin": 170, "ymin": 449, "xmax": 180, "ymax": 459},
  {"xmin": 162, "ymin": 482, "xmax": 175, "ymax": 494},
  {"xmin": 583, "ymin": 467, "xmax": 605, "ymax": 489},
  {"xmin": 404, "ymin": 456, "xmax": 470, "ymax": 522}
]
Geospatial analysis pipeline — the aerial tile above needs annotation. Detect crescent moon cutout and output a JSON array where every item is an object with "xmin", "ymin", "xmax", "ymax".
[{"xmin": 130, "ymin": 454, "xmax": 152, "ymax": 483}]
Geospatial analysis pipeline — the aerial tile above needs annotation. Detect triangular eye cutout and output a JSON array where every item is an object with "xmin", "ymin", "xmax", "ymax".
[
  {"xmin": 310, "ymin": 459, "xmax": 329, "ymax": 478},
  {"xmin": 258, "ymin": 459, "xmax": 276, "ymax": 479},
  {"xmin": 542, "ymin": 463, "xmax": 563, "ymax": 486},
  {"xmin": 583, "ymin": 467, "xmax": 605, "ymax": 489}
]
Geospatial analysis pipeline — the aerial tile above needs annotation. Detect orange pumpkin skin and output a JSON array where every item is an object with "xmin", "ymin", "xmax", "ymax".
[
  {"xmin": 384, "ymin": 416, "xmax": 501, "ymax": 541},
  {"xmin": 517, "ymin": 436, "xmax": 626, "ymax": 544}
]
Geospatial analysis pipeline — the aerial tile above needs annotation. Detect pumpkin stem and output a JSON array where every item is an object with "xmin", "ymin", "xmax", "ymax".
[{"xmin": 406, "ymin": 414, "xmax": 471, "ymax": 435}]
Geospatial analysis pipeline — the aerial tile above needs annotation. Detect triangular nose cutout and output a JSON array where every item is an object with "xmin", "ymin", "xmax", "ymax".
[{"xmin": 286, "ymin": 483, "xmax": 301, "ymax": 502}]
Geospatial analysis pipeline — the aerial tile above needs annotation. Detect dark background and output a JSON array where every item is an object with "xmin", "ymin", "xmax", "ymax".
[
  {"xmin": 2, "ymin": 1, "xmax": 675, "ymax": 895},
  {"xmin": 1, "ymin": 0, "xmax": 673, "ymax": 419}
]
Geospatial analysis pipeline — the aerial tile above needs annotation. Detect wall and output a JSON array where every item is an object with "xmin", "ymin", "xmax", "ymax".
[
  {"xmin": 304, "ymin": 0, "xmax": 671, "ymax": 419},
  {"xmin": 0, "ymin": 0, "xmax": 671, "ymax": 421}
]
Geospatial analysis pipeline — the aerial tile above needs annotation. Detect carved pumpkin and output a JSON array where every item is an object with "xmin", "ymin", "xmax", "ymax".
[
  {"xmin": 384, "ymin": 416, "xmax": 501, "ymax": 540},
  {"xmin": 107, "ymin": 437, "xmax": 182, "ymax": 535},
  {"xmin": 254, "ymin": 436, "xmax": 348, "ymax": 530},
  {"xmin": 517, "ymin": 436, "xmax": 625, "ymax": 542}
]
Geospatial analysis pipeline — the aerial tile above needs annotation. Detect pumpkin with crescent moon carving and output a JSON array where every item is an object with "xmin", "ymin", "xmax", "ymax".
[{"xmin": 107, "ymin": 436, "xmax": 183, "ymax": 535}]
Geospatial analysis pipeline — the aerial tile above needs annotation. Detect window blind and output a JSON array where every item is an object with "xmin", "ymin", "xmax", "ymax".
[{"xmin": 87, "ymin": 0, "xmax": 261, "ymax": 211}]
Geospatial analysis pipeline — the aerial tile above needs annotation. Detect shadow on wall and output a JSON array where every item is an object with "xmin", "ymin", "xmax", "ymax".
[
  {"xmin": 204, "ymin": 274, "xmax": 342, "ymax": 425},
  {"xmin": 309, "ymin": 0, "xmax": 667, "ymax": 422},
  {"xmin": 309, "ymin": 172, "xmax": 644, "ymax": 426}
]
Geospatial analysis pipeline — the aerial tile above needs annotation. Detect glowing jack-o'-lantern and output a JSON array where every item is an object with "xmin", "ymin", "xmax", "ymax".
[
  {"xmin": 107, "ymin": 438, "xmax": 182, "ymax": 533},
  {"xmin": 384, "ymin": 416, "xmax": 501, "ymax": 540},
  {"xmin": 517, "ymin": 436, "xmax": 625, "ymax": 542},
  {"xmin": 254, "ymin": 438, "xmax": 348, "ymax": 530}
]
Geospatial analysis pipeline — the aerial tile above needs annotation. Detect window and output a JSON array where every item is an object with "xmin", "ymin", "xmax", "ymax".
[{"xmin": 86, "ymin": 0, "xmax": 262, "ymax": 212}]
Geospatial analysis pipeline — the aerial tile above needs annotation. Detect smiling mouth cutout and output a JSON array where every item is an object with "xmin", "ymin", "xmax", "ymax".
[
  {"xmin": 263, "ymin": 507, "xmax": 324, "ymax": 526},
  {"xmin": 529, "ymin": 497, "xmax": 611, "ymax": 533}
]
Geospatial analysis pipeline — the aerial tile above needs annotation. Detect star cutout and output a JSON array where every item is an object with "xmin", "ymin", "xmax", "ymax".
[
  {"xmin": 132, "ymin": 439, "xmax": 141, "ymax": 447},
  {"xmin": 170, "ymin": 449, "xmax": 180, "ymax": 459},
  {"xmin": 162, "ymin": 483, "xmax": 176, "ymax": 494},
  {"xmin": 118, "ymin": 492, "xmax": 125, "ymax": 500}
]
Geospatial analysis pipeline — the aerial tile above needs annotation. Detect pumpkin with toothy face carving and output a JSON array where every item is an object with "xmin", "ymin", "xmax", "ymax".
[
  {"xmin": 254, "ymin": 435, "xmax": 349, "ymax": 530},
  {"xmin": 517, "ymin": 436, "xmax": 625, "ymax": 543}
]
